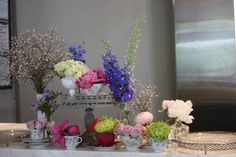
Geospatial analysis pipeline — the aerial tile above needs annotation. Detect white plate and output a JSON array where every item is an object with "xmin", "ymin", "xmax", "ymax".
[
  {"xmin": 23, "ymin": 138, "xmax": 50, "ymax": 143},
  {"xmin": 26, "ymin": 143, "xmax": 49, "ymax": 149}
]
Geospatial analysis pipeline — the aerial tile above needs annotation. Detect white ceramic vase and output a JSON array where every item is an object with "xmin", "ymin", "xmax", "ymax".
[
  {"xmin": 61, "ymin": 77, "xmax": 76, "ymax": 97},
  {"xmin": 150, "ymin": 138, "xmax": 166, "ymax": 152},
  {"xmin": 36, "ymin": 94, "xmax": 46, "ymax": 120},
  {"xmin": 64, "ymin": 136, "xmax": 82, "ymax": 149},
  {"xmin": 121, "ymin": 135, "xmax": 143, "ymax": 151},
  {"xmin": 82, "ymin": 83, "xmax": 104, "ymax": 95}
]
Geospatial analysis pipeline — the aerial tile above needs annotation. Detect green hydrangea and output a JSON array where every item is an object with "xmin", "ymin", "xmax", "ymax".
[
  {"xmin": 147, "ymin": 121, "xmax": 171, "ymax": 141},
  {"xmin": 94, "ymin": 117, "xmax": 119, "ymax": 133}
]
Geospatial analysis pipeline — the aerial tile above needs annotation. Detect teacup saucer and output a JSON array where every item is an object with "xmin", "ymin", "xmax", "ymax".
[
  {"xmin": 23, "ymin": 138, "xmax": 50, "ymax": 143},
  {"xmin": 88, "ymin": 145, "xmax": 115, "ymax": 151}
]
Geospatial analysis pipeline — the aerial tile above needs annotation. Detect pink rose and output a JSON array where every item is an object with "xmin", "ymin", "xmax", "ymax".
[
  {"xmin": 123, "ymin": 125, "xmax": 132, "ymax": 136},
  {"xmin": 66, "ymin": 125, "xmax": 80, "ymax": 136},
  {"xmin": 130, "ymin": 127, "xmax": 141, "ymax": 138},
  {"xmin": 135, "ymin": 124, "xmax": 147, "ymax": 135},
  {"xmin": 134, "ymin": 112, "xmax": 153, "ymax": 125}
]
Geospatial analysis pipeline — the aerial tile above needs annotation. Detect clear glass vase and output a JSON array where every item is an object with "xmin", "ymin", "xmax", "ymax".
[{"xmin": 169, "ymin": 120, "xmax": 189, "ymax": 141}]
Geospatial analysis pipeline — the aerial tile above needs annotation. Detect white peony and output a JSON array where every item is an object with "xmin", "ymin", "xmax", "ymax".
[{"xmin": 162, "ymin": 99, "xmax": 194, "ymax": 124}]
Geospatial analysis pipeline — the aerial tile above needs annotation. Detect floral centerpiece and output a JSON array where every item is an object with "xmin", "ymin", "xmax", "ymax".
[
  {"xmin": 54, "ymin": 43, "xmax": 89, "ymax": 97},
  {"xmin": 27, "ymin": 119, "xmax": 47, "ymax": 140},
  {"xmin": 76, "ymin": 67, "xmax": 108, "ymax": 95},
  {"xmin": 52, "ymin": 120, "xmax": 82, "ymax": 149},
  {"xmin": 31, "ymin": 89, "xmax": 60, "ymax": 120},
  {"xmin": 147, "ymin": 121, "xmax": 171, "ymax": 152},
  {"xmin": 161, "ymin": 99, "xmax": 194, "ymax": 140},
  {"xmin": 101, "ymin": 16, "xmax": 154, "ymax": 124},
  {"xmin": 115, "ymin": 123, "xmax": 146, "ymax": 150},
  {"xmin": 89, "ymin": 116, "xmax": 119, "ymax": 147},
  {"xmin": 7, "ymin": 29, "xmax": 66, "ymax": 94}
]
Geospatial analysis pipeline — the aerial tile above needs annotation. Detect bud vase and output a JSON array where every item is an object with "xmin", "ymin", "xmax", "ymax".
[
  {"xmin": 36, "ymin": 94, "xmax": 46, "ymax": 120},
  {"xmin": 169, "ymin": 120, "xmax": 189, "ymax": 141}
]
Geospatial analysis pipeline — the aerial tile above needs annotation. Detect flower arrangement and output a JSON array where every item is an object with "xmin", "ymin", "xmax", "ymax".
[
  {"xmin": 54, "ymin": 60, "xmax": 89, "ymax": 81},
  {"xmin": 115, "ymin": 123, "xmax": 146, "ymax": 138},
  {"xmin": 7, "ymin": 29, "xmax": 66, "ymax": 94},
  {"xmin": 52, "ymin": 120, "xmax": 80, "ymax": 147},
  {"xmin": 27, "ymin": 119, "xmax": 47, "ymax": 130},
  {"xmin": 31, "ymin": 89, "xmax": 61, "ymax": 121},
  {"xmin": 93, "ymin": 117, "xmax": 119, "ymax": 133},
  {"xmin": 88, "ymin": 117, "xmax": 119, "ymax": 147},
  {"xmin": 147, "ymin": 121, "xmax": 171, "ymax": 142},
  {"xmin": 162, "ymin": 99, "xmax": 194, "ymax": 124},
  {"xmin": 76, "ymin": 67, "xmax": 107, "ymax": 89},
  {"xmin": 101, "ymin": 16, "xmax": 145, "ymax": 103}
]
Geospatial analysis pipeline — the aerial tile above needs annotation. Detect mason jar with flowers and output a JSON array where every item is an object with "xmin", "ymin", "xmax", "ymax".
[
  {"xmin": 161, "ymin": 99, "xmax": 194, "ymax": 140},
  {"xmin": 115, "ymin": 123, "xmax": 146, "ymax": 151},
  {"xmin": 52, "ymin": 120, "xmax": 82, "ymax": 149},
  {"xmin": 147, "ymin": 121, "xmax": 171, "ymax": 152},
  {"xmin": 27, "ymin": 119, "xmax": 47, "ymax": 141},
  {"xmin": 89, "ymin": 116, "xmax": 119, "ymax": 147}
]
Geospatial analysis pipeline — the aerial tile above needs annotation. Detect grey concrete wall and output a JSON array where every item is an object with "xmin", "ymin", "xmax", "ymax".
[{"xmin": 15, "ymin": 0, "xmax": 175, "ymax": 132}]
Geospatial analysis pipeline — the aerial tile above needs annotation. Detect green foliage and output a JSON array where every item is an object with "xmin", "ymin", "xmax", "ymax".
[
  {"xmin": 94, "ymin": 116, "xmax": 119, "ymax": 133},
  {"xmin": 101, "ymin": 38, "xmax": 112, "ymax": 54},
  {"xmin": 125, "ymin": 15, "xmax": 146, "ymax": 71},
  {"xmin": 147, "ymin": 121, "xmax": 171, "ymax": 141}
]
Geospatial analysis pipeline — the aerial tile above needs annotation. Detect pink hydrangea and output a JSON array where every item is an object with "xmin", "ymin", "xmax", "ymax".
[{"xmin": 134, "ymin": 112, "xmax": 153, "ymax": 126}]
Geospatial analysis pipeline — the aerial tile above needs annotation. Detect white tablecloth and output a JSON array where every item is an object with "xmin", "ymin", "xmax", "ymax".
[{"xmin": 0, "ymin": 146, "xmax": 236, "ymax": 157}]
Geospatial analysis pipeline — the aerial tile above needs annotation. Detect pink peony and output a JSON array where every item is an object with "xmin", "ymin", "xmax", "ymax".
[
  {"xmin": 66, "ymin": 125, "xmax": 80, "ymax": 136},
  {"xmin": 134, "ymin": 112, "xmax": 153, "ymax": 126},
  {"xmin": 162, "ymin": 100, "xmax": 172, "ymax": 110}
]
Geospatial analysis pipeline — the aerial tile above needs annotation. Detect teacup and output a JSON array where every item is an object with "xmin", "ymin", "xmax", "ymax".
[
  {"xmin": 64, "ymin": 136, "xmax": 82, "ymax": 149},
  {"xmin": 30, "ymin": 129, "xmax": 44, "ymax": 141}
]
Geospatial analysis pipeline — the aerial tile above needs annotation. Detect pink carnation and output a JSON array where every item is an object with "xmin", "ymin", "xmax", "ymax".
[
  {"xmin": 134, "ymin": 112, "xmax": 153, "ymax": 126},
  {"xmin": 76, "ymin": 67, "xmax": 107, "ymax": 89}
]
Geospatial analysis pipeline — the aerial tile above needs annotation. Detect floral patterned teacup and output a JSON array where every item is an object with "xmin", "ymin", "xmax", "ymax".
[
  {"xmin": 64, "ymin": 136, "xmax": 82, "ymax": 149},
  {"xmin": 30, "ymin": 129, "xmax": 45, "ymax": 141}
]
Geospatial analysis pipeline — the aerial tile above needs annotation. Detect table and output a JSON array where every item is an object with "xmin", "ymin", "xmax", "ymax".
[{"xmin": 0, "ymin": 145, "xmax": 236, "ymax": 157}]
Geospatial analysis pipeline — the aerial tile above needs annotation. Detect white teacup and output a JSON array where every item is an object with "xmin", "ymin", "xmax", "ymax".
[
  {"xmin": 30, "ymin": 129, "xmax": 44, "ymax": 141},
  {"xmin": 64, "ymin": 136, "xmax": 82, "ymax": 149}
]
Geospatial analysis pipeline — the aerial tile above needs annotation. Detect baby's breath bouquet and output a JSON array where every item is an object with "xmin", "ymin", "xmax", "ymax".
[{"xmin": 8, "ymin": 29, "xmax": 66, "ymax": 94}]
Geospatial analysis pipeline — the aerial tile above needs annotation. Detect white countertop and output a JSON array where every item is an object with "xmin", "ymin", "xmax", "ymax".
[{"xmin": 0, "ymin": 145, "xmax": 236, "ymax": 157}]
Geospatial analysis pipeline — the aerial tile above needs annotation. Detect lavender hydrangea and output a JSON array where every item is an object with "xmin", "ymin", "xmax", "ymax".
[
  {"xmin": 68, "ymin": 42, "xmax": 87, "ymax": 63},
  {"xmin": 32, "ymin": 89, "xmax": 60, "ymax": 121},
  {"xmin": 102, "ymin": 51, "xmax": 133, "ymax": 103}
]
